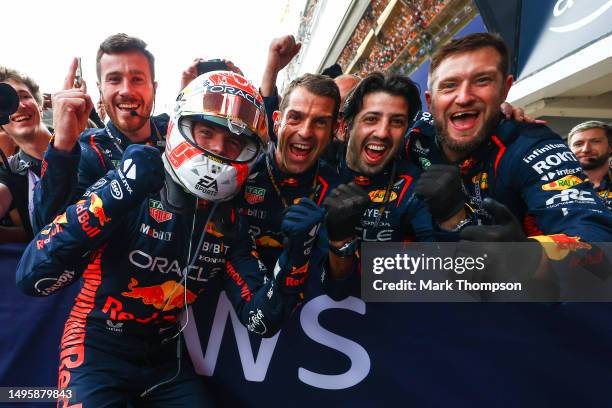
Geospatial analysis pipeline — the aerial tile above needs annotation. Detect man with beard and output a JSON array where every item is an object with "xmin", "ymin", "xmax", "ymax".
[
  {"xmin": 238, "ymin": 73, "xmax": 342, "ymax": 277},
  {"xmin": 568, "ymin": 121, "xmax": 612, "ymax": 210},
  {"xmin": 0, "ymin": 67, "xmax": 53, "ymax": 241},
  {"xmin": 32, "ymin": 33, "xmax": 169, "ymax": 232},
  {"xmin": 408, "ymin": 32, "xmax": 611, "ymax": 243}
]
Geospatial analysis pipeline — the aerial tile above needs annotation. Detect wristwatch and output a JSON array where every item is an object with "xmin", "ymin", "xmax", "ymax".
[
  {"xmin": 445, "ymin": 217, "xmax": 472, "ymax": 232},
  {"xmin": 329, "ymin": 238, "xmax": 358, "ymax": 258}
]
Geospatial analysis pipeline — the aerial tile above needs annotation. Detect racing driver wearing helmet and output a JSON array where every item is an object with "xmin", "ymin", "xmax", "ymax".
[{"xmin": 17, "ymin": 71, "xmax": 325, "ymax": 407}]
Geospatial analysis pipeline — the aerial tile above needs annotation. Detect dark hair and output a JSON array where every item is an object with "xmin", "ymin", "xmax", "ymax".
[
  {"xmin": 0, "ymin": 66, "xmax": 43, "ymax": 106},
  {"xmin": 279, "ymin": 73, "xmax": 341, "ymax": 122},
  {"xmin": 429, "ymin": 32, "xmax": 509, "ymax": 87},
  {"xmin": 342, "ymin": 72, "xmax": 422, "ymax": 131},
  {"xmin": 96, "ymin": 33, "xmax": 155, "ymax": 82}
]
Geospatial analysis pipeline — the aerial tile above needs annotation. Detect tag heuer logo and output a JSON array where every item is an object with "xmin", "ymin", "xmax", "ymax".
[
  {"xmin": 245, "ymin": 186, "xmax": 265, "ymax": 204},
  {"xmin": 149, "ymin": 199, "xmax": 173, "ymax": 223}
]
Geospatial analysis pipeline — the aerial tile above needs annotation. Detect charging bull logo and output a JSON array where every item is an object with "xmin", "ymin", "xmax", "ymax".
[
  {"xmin": 285, "ymin": 262, "xmax": 309, "ymax": 287},
  {"xmin": 89, "ymin": 193, "xmax": 111, "ymax": 226},
  {"xmin": 256, "ymin": 235, "xmax": 283, "ymax": 248},
  {"xmin": 121, "ymin": 278, "xmax": 198, "ymax": 311},
  {"xmin": 53, "ymin": 213, "xmax": 68, "ymax": 225},
  {"xmin": 532, "ymin": 234, "xmax": 592, "ymax": 261},
  {"xmin": 353, "ymin": 176, "xmax": 371, "ymax": 186},
  {"xmin": 206, "ymin": 222, "xmax": 225, "ymax": 238},
  {"xmin": 280, "ymin": 178, "xmax": 299, "ymax": 187}
]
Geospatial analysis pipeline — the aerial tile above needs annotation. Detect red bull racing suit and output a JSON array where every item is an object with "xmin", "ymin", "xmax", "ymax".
[
  {"xmin": 324, "ymin": 150, "xmax": 437, "ymax": 298},
  {"xmin": 337, "ymin": 150, "xmax": 435, "ymax": 244},
  {"xmin": 404, "ymin": 113, "xmax": 612, "ymax": 241},
  {"xmin": 17, "ymin": 151, "xmax": 311, "ymax": 406},
  {"xmin": 594, "ymin": 171, "xmax": 612, "ymax": 212},
  {"xmin": 237, "ymin": 147, "xmax": 341, "ymax": 273}
]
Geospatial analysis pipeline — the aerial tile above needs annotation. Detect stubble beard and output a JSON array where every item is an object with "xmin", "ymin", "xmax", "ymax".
[
  {"xmin": 433, "ymin": 101, "xmax": 501, "ymax": 161},
  {"xmin": 580, "ymin": 154, "xmax": 610, "ymax": 171}
]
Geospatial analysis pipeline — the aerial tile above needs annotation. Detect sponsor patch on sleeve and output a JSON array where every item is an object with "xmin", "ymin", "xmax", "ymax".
[{"xmin": 541, "ymin": 175, "xmax": 583, "ymax": 190}]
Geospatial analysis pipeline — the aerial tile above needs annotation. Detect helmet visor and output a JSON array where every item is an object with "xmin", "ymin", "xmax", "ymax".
[
  {"xmin": 203, "ymin": 92, "xmax": 267, "ymax": 142},
  {"xmin": 180, "ymin": 117, "xmax": 260, "ymax": 162}
]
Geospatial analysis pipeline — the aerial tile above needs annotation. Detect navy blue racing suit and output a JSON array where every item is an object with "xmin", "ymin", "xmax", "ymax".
[
  {"xmin": 17, "ymin": 161, "xmax": 309, "ymax": 406},
  {"xmin": 594, "ymin": 171, "xmax": 612, "ymax": 212},
  {"xmin": 325, "ymin": 150, "xmax": 436, "ymax": 298},
  {"xmin": 236, "ymin": 147, "xmax": 341, "ymax": 273},
  {"xmin": 32, "ymin": 116, "xmax": 168, "ymax": 233},
  {"xmin": 338, "ymin": 150, "xmax": 434, "ymax": 243},
  {"xmin": 0, "ymin": 150, "xmax": 42, "ymax": 239},
  {"xmin": 404, "ymin": 113, "xmax": 612, "ymax": 241}
]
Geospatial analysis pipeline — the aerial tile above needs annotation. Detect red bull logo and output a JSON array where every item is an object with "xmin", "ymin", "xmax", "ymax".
[
  {"xmin": 121, "ymin": 278, "xmax": 198, "ymax": 311},
  {"xmin": 89, "ymin": 193, "xmax": 111, "ymax": 226},
  {"xmin": 256, "ymin": 235, "xmax": 283, "ymax": 248},
  {"xmin": 280, "ymin": 178, "xmax": 299, "ymax": 187},
  {"xmin": 53, "ymin": 213, "xmax": 68, "ymax": 225},
  {"xmin": 532, "ymin": 234, "xmax": 592, "ymax": 261},
  {"xmin": 285, "ymin": 262, "xmax": 309, "ymax": 287},
  {"xmin": 353, "ymin": 176, "xmax": 371, "ymax": 186},
  {"xmin": 459, "ymin": 157, "xmax": 477, "ymax": 174},
  {"xmin": 206, "ymin": 222, "xmax": 225, "ymax": 238}
]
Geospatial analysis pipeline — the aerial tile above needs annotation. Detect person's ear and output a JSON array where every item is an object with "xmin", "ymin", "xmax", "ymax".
[
  {"xmin": 425, "ymin": 91, "xmax": 432, "ymax": 112},
  {"xmin": 502, "ymin": 75, "xmax": 513, "ymax": 100}
]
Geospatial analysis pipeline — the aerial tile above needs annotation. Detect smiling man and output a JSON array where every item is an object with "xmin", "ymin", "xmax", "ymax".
[
  {"xmin": 323, "ymin": 73, "xmax": 438, "ymax": 282},
  {"xmin": 31, "ymin": 33, "xmax": 169, "ymax": 232},
  {"xmin": 407, "ymin": 33, "xmax": 611, "ymax": 242},
  {"xmin": 238, "ymin": 73, "xmax": 342, "ymax": 272},
  {"xmin": 0, "ymin": 67, "xmax": 52, "ymax": 241},
  {"xmin": 568, "ymin": 121, "xmax": 612, "ymax": 210}
]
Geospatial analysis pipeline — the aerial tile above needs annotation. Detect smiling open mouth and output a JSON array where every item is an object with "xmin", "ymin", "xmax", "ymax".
[
  {"xmin": 364, "ymin": 142, "xmax": 388, "ymax": 162},
  {"xmin": 289, "ymin": 142, "xmax": 313, "ymax": 157},
  {"xmin": 11, "ymin": 114, "xmax": 32, "ymax": 123},
  {"xmin": 117, "ymin": 103, "xmax": 140, "ymax": 112},
  {"xmin": 450, "ymin": 111, "xmax": 480, "ymax": 130}
]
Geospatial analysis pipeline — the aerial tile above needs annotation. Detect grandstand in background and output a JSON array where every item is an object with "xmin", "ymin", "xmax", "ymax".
[
  {"xmin": 285, "ymin": 0, "xmax": 611, "ymax": 138},
  {"xmin": 335, "ymin": 0, "xmax": 476, "ymax": 78}
]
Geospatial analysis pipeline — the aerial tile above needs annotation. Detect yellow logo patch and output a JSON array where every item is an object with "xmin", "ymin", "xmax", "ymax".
[
  {"xmin": 368, "ymin": 190, "xmax": 398, "ymax": 203},
  {"xmin": 541, "ymin": 175, "xmax": 583, "ymax": 191},
  {"xmin": 472, "ymin": 172, "xmax": 488, "ymax": 189}
]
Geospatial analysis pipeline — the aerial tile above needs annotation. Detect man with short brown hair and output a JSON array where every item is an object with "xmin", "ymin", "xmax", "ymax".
[
  {"xmin": 32, "ymin": 33, "xmax": 168, "ymax": 232},
  {"xmin": 568, "ymin": 120, "xmax": 612, "ymax": 210},
  {"xmin": 238, "ymin": 72, "xmax": 342, "ymax": 273},
  {"xmin": 0, "ymin": 67, "xmax": 52, "ymax": 241}
]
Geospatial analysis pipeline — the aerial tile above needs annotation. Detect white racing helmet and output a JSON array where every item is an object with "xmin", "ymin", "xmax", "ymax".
[{"xmin": 164, "ymin": 71, "xmax": 269, "ymax": 202}]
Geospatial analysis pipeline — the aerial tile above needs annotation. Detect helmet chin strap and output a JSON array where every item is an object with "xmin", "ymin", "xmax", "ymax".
[{"xmin": 160, "ymin": 170, "xmax": 196, "ymax": 215}]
